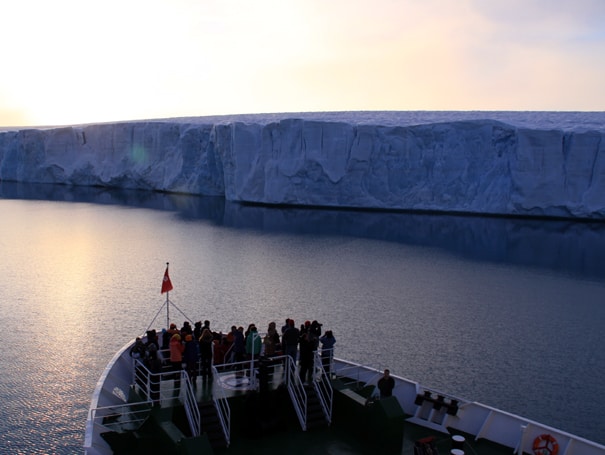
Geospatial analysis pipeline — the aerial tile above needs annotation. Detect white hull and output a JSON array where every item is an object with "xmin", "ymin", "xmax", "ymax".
[
  {"xmin": 85, "ymin": 339, "xmax": 605, "ymax": 455},
  {"xmin": 333, "ymin": 358, "xmax": 605, "ymax": 455}
]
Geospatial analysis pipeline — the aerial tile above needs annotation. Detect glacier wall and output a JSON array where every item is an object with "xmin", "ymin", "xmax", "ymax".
[{"xmin": 1, "ymin": 113, "xmax": 604, "ymax": 219}]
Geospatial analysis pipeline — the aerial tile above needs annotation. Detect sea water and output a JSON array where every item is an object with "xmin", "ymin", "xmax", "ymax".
[{"xmin": 0, "ymin": 183, "xmax": 604, "ymax": 453}]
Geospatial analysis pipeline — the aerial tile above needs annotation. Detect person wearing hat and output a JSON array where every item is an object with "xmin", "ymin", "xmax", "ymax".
[
  {"xmin": 167, "ymin": 323, "xmax": 179, "ymax": 339},
  {"xmin": 169, "ymin": 333, "xmax": 184, "ymax": 392},
  {"xmin": 310, "ymin": 320, "xmax": 322, "ymax": 338},
  {"xmin": 319, "ymin": 330, "xmax": 336, "ymax": 376},
  {"xmin": 164, "ymin": 323, "xmax": 179, "ymax": 349},
  {"xmin": 308, "ymin": 320, "xmax": 322, "ymax": 351},
  {"xmin": 129, "ymin": 337, "xmax": 146, "ymax": 359}
]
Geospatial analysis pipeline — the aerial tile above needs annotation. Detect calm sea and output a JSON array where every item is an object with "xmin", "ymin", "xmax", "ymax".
[{"xmin": 0, "ymin": 183, "xmax": 604, "ymax": 453}]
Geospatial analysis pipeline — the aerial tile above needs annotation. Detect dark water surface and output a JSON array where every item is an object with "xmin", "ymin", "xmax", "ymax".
[{"xmin": 0, "ymin": 183, "xmax": 604, "ymax": 453}]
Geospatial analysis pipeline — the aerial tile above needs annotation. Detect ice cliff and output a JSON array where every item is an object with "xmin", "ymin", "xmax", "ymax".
[{"xmin": 1, "ymin": 111, "xmax": 604, "ymax": 219}]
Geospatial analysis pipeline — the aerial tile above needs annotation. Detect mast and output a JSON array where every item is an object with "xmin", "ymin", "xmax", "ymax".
[
  {"xmin": 165, "ymin": 262, "xmax": 170, "ymax": 329},
  {"xmin": 161, "ymin": 262, "xmax": 174, "ymax": 328},
  {"xmin": 146, "ymin": 263, "xmax": 176, "ymax": 334},
  {"xmin": 166, "ymin": 281, "xmax": 170, "ymax": 330}
]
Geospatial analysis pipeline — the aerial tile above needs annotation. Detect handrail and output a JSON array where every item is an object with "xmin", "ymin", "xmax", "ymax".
[
  {"xmin": 332, "ymin": 360, "xmax": 382, "ymax": 387},
  {"xmin": 88, "ymin": 401, "xmax": 154, "ymax": 434},
  {"xmin": 133, "ymin": 359, "xmax": 166, "ymax": 403},
  {"xmin": 133, "ymin": 359, "xmax": 200, "ymax": 437},
  {"xmin": 222, "ymin": 343, "xmax": 234, "ymax": 364},
  {"xmin": 283, "ymin": 355, "xmax": 307, "ymax": 431},
  {"xmin": 210, "ymin": 365, "xmax": 231, "ymax": 447},
  {"xmin": 320, "ymin": 347, "xmax": 335, "ymax": 378},
  {"xmin": 312, "ymin": 351, "xmax": 333, "ymax": 424},
  {"xmin": 181, "ymin": 371, "xmax": 201, "ymax": 437}
]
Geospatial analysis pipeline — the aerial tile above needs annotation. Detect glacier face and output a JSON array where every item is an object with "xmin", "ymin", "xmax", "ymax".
[{"xmin": 1, "ymin": 112, "xmax": 604, "ymax": 219}]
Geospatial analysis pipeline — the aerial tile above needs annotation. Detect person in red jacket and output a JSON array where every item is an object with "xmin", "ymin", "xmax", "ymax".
[{"xmin": 169, "ymin": 333, "xmax": 184, "ymax": 393}]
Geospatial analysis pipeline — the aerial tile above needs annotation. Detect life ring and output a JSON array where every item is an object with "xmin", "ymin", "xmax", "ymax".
[{"xmin": 533, "ymin": 434, "xmax": 559, "ymax": 455}]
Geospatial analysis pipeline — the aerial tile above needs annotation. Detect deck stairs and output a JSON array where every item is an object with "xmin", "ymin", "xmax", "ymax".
[
  {"xmin": 198, "ymin": 400, "xmax": 229, "ymax": 450},
  {"xmin": 304, "ymin": 383, "xmax": 330, "ymax": 430},
  {"xmin": 281, "ymin": 354, "xmax": 333, "ymax": 432}
]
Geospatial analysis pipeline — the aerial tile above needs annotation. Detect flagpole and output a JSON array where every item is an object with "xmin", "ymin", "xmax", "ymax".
[{"xmin": 165, "ymin": 262, "xmax": 170, "ymax": 329}]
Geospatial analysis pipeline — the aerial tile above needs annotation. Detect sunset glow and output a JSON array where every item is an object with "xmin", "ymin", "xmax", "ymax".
[{"xmin": 2, "ymin": 0, "xmax": 604, "ymax": 127}]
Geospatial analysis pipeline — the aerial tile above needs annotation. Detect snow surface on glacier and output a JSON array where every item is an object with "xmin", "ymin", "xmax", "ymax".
[{"xmin": 1, "ymin": 111, "xmax": 604, "ymax": 218}]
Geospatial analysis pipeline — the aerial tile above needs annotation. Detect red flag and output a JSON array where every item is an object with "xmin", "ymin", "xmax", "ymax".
[{"xmin": 161, "ymin": 266, "xmax": 173, "ymax": 294}]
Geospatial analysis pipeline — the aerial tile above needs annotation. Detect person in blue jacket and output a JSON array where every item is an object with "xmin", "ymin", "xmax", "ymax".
[{"xmin": 319, "ymin": 330, "xmax": 336, "ymax": 376}]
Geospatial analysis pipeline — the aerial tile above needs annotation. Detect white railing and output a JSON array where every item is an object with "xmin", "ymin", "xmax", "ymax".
[
  {"xmin": 132, "ymin": 359, "xmax": 176, "ymax": 404},
  {"xmin": 210, "ymin": 365, "xmax": 231, "ymax": 447},
  {"xmin": 319, "ymin": 347, "xmax": 335, "ymax": 379},
  {"xmin": 332, "ymin": 359, "xmax": 382, "ymax": 387},
  {"xmin": 88, "ymin": 401, "xmax": 153, "ymax": 435},
  {"xmin": 283, "ymin": 355, "xmax": 307, "ymax": 431},
  {"xmin": 180, "ymin": 371, "xmax": 201, "ymax": 437},
  {"xmin": 132, "ymin": 359, "xmax": 200, "ymax": 438},
  {"xmin": 313, "ymin": 351, "xmax": 333, "ymax": 425}
]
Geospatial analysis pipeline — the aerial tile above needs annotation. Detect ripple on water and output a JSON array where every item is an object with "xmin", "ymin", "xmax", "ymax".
[{"xmin": 0, "ymin": 197, "xmax": 604, "ymax": 453}]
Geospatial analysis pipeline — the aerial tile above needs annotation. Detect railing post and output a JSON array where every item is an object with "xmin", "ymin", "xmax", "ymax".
[
  {"xmin": 249, "ymin": 354, "xmax": 255, "ymax": 386},
  {"xmin": 145, "ymin": 367, "xmax": 151, "ymax": 402}
]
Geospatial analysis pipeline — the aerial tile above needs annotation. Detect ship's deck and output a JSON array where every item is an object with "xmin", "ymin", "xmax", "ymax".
[
  {"xmin": 88, "ymin": 337, "xmax": 605, "ymax": 455},
  {"xmin": 113, "ymin": 359, "xmax": 517, "ymax": 455}
]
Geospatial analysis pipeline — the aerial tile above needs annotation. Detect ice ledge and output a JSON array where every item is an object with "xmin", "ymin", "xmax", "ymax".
[{"xmin": 1, "ymin": 113, "xmax": 604, "ymax": 219}]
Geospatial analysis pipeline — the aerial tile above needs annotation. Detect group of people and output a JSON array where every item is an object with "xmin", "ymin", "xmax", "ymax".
[
  {"xmin": 131, "ymin": 319, "xmax": 398, "ymax": 401},
  {"xmin": 279, "ymin": 318, "xmax": 337, "ymax": 384},
  {"xmin": 131, "ymin": 317, "xmax": 337, "ymax": 386}
]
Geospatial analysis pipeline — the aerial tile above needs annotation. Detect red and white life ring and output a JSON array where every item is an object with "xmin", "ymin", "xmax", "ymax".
[{"xmin": 533, "ymin": 434, "xmax": 559, "ymax": 455}]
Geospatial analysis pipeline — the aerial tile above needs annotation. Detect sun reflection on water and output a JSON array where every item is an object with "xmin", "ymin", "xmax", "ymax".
[{"xmin": 1, "ymin": 195, "xmax": 605, "ymax": 454}]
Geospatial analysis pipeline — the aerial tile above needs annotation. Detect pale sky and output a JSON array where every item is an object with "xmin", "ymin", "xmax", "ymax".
[{"xmin": 2, "ymin": 0, "xmax": 604, "ymax": 127}]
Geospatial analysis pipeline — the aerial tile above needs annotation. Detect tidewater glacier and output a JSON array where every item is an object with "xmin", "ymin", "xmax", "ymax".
[{"xmin": 1, "ymin": 111, "xmax": 604, "ymax": 219}]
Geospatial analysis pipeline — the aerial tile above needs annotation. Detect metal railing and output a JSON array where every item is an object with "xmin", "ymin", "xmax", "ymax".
[
  {"xmin": 313, "ymin": 351, "xmax": 333, "ymax": 425},
  {"xmin": 210, "ymin": 365, "xmax": 231, "ymax": 447},
  {"xmin": 332, "ymin": 359, "xmax": 382, "ymax": 386},
  {"xmin": 88, "ymin": 401, "xmax": 153, "ymax": 434},
  {"xmin": 127, "ymin": 341, "xmax": 335, "ymax": 439},
  {"xmin": 132, "ymin": 359, "xmax": 175, "ymax": 404},
  {"xmin": 180, "ymin": 371, "xmax": 200, "ymax": 437},
  {"xmin": 283, "ymin": 355, "xmax": 307, "ymax": 430},
  {"xmin": 132, "ymin": 358, "xmax": 200, "ymax": 438}
]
